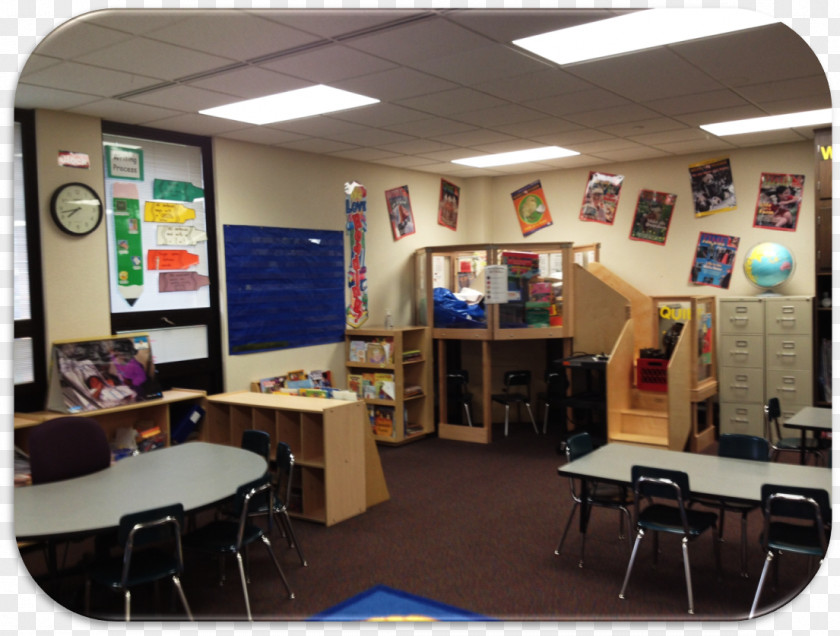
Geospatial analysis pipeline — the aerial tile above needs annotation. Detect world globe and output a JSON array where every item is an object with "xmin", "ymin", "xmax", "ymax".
[{"xmin": 743, "ymin": 242, "xmax": 795, "ymax": 290}]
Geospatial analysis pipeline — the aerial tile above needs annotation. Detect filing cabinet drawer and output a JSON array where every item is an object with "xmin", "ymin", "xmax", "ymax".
[
  {"xmin": 719, "ymin": 403, "xmax": 765, "ymax": 437},
  {"xmin": 719, "ymin": 334, "xmax": 764, "ymax": 368},
  {"xmin": 765, "ymin": 369, "xmax": 813, "ymax": 405},
  {"xmin": 720, "ymin": 366, "xmax": 765, "ymax": 403},
  {"xmin": 719, "ymin": 299, "xmax": 764, "ymax": 334},
  {"xmin": 766, "ymin": 334, "xmax": 812, "ymax": 371},
  {"xmin": 765, "ymin": 298, "xmax": 812, "ymax": 334}
]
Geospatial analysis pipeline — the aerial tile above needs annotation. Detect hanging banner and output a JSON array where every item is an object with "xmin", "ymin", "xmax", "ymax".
[
  {"xmin": 511, "ymin": 180, "xmax": 553, "ymax": 236},
  {"xmin": 112, "ymin": 183, "xmax": 144, "ymax": 306},
  {"xmin": 345, "ymin": 181, "xmax": 369, "ymax": 328}
]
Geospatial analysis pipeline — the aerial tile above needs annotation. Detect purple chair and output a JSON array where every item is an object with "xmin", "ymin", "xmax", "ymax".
[{"xmin": 28, "ymin": 417, "xmax": 111, "ymax": 484}]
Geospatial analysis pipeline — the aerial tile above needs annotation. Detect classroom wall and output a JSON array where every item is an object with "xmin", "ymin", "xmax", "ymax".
[{"xmin": 32, "ymin": 109, "xmax": 816, "ymax": 395}]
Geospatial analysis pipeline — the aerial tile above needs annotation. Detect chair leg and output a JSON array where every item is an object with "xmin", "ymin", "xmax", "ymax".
[
  {"xmin": 739, "ymin": 511, "xmax": 749, "ymax": 578},
  {"xmin": 681, "ymin": 536, "xmax": 695, "ymax": 615},
  {"xmin": 234, "ymin": 551, "xmax": 253, "ymax": 621},
  {"xmin": 619, "ymin": 528, "xmax": 644, "ymax": 600},
  {"xmin": 525, "ymin": 401, "xmax": 539, "ymax": 434},
  {"xmin": 504, "ymin": 405, "xmax": 510, "ymax": 436},
  {"xmin": 171, "ymin": 575, "xmax": 194, "ymax": 620},
  {"xmin": 124, "ymin": 589, "xmax": 131, "ymax": 622},
  {"xmin": 543, "ymin": 403, "xmax": 549, "ymax": 435},
  {"xmin": 749, "ymin": 550, "xmax": 774, "ymax": 618},
  {"xmin": 260, "ymin": 535, "xmax": 295, "ymax": 599},
  {"xmin": 464, "ymin": 403, "xmax": 473, "ymax": 427},
  {"xmin": 278, "ymin": 510, "xmax": 308, "ymax": 566},
  {"xmin": 555, "ymin": 501, "xmax": 579, "ymax": 556}
]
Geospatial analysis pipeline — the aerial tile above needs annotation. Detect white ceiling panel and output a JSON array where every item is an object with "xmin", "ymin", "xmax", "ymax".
[
  {"xmin": 258, "ymin": 44, "xmax": 398, "ymax": 84},
  {"xmin": 186, "ymin": 67, "xmax": 310, "ymax": 99}
]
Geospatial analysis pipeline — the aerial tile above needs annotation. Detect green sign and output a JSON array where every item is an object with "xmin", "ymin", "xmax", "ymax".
[{"xmin": 106, "ymin": 145, "xmax": 144, "ymax": 181}]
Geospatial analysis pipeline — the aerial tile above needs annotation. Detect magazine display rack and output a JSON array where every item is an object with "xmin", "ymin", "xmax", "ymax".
[
  {"xmin": 203, "ymin": 391, "xmax": 388, "ymax": 526},
  {"xmin": 344, "ymin": 326, "xmax": 433, "ymax": 445}
]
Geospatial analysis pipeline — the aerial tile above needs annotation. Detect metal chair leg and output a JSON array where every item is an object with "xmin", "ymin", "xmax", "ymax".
[
  {"xmin": 681, "ymin": 536, "xmax": 695, "ymax": 615},
  {"xmin": 504, "ymin": 405, "xmax": 510, "ymax": 436},
  {"xmin": 464, "ymin": 403, "xmax": 473, "ymax": 427},
  {"xmin": 260, "ymin": 535, "xmax": 294, "ymax": 599},
  {"xmin": 277, "ymin": 510, "xmax": 308, "ymax": 566},
  {"xmin": 543, "ymin": 403, "xmax": 549, "ymax": 434},
  {"xmin": 124, "ymin": 589, "xmax": 131, "ymax": 621},
  {"xmin": 749, "ymin": 551, "xmax": 774, "ymax": 618},
  {"xmin": 739, "ymin": 511, "xmax": 749, "ymax": 577},
  {"xmin": 555, "ymin": 501, "xmax": 579, "ymax": 556},
  {"xmin": 172, "ymin": 575, "xmax": 193, "ymax": 620},
  {"xmin": 619, "ymin": 529, "xmax": 644, "ymax": 600},
  {"xmin": 235, "ymin": 551, "xmax": 252, "ymax": 621},
  {"xmin": 525, "ymin": 402, "xmax": 539, "ymax": 434}
]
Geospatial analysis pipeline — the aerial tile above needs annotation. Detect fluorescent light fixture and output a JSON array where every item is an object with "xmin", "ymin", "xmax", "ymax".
[
  {"xmin": 700, "ymin": 109, "xmax": 832, "ymax": 136},
  {"xmin": 453, "ymin": 146, "xmax": 579, "ymax": 168},
  {"xmin": 513, "ymin": 9, "xmax": 780, "ymax": 65},
  {"xmin": 200, "ymin": 85, "xmax": 379, "ymax": 125}
]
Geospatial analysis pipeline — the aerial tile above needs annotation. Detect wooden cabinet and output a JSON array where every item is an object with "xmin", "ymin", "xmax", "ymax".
[
  {"xmin": 345, "ymin": 326, "xmax": 433, "ymax": 445},
  {"xmin": 204, "ymin": 391, "xmax": 388, "ymax": 526},
  {"xmin": 14, "ymin": 388, "xmax": 207, "ymax": 453},
  {"xmin": 814, "ymin": 127, "xmax": 832, "ymax": 406}
]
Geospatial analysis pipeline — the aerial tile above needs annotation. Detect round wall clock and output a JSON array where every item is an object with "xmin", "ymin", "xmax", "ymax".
[{"xmin": 50, "ymin": 182, "xmax": 103, "ymax": 236}]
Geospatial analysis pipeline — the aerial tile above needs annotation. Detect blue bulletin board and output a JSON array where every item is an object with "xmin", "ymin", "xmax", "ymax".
[{"xmin": 224, "ymin": 225, "xmax": 345, "ymax": 355}]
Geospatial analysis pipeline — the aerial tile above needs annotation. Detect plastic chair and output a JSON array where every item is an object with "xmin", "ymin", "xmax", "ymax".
[
  {"xmin": 749, "ymin": 484, "xmax": 831, "ymax": 618},
  {"xmin": 446, "ymin": 370, "xmax": 473, "ymax": 426},
  {"xmin": 691, "ymin": 433, "xmax": 770, "ymax": 577},
  {"xmin": 28, "ymin": 417, "xmax": 111, "ymax": 485},
  {"xmin": 491, "ymin": 370, "xmax": 538, "ymax": 436},
  {"xmin": 85, "ymin": 503, "xmax": 193, "ymax": 621},
  {"xmin": 183, "ymin": 475, "xmax": 294, "ymax": 620},
  {"xmin": 248, "ymin": 442, "xmax": 307, "ymax": 567},
  {"xmin": 555, "ymin": 432, "xmax": 632, "ymax": 567},
  {"xmin": 537, "ymin": 368, "xmax": 567, "ymax": 435},
  {"xmin": 241, "ymin": 430, "xmax": 271, "ymax": 461},
  {"xmin": 764, "ymin": 398, "xmax": 822, "ymax": 465},
  {"xmin": 619, "ymin": 465, "xmax": 720, "ymax": 615}
]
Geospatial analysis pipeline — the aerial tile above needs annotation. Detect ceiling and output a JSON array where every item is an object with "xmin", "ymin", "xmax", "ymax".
[{"xmin": 14, "ymin": 8, "xmax": 831, "ymax": 178}]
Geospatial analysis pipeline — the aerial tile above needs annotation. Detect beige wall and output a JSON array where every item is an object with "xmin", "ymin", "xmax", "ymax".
[{"xmin": 32, "ymin": 110, "xmax": 816, "ymax": 393}]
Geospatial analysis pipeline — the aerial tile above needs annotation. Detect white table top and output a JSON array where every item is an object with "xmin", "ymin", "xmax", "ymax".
[
  {"xmin": 559, "ymin": 443, "xmax": 831, "ymax": 504},
  {"xmin": 783, "ymin": 406, "xmax": 833, "ymax": 432},
  {"xmin": 15, "ymin": 442, "xmax": 267, "ymax": 540}
]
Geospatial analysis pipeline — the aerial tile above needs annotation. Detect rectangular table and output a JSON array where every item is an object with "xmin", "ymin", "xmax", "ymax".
[{"xmin": 783, "ymin": 406, "xmax": 832, "ymax": 465}]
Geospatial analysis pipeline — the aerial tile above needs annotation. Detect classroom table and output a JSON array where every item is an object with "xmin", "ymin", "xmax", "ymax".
[
  {"xmin": 15, "ymin": 442, "xmax": 267, "ymax": 541},
  {"xmin": 558, "ymin": 443, "xmax": 831, "ymax": 535},
  {"xmin": 782, "ymin": 406, "xmax": 833, "ymax": 465}
]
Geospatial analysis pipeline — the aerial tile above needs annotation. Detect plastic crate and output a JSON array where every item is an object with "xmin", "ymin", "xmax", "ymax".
[{"xmin": 636, "ymin": 358, "xmax": 668, "ymax": 392}]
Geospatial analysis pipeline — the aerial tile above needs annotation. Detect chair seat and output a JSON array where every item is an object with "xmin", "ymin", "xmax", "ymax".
[
  {"xmin": 764, "ymin": 522, "xmax": 827, "ymax": 556},
  {"xmin": 638, "ymin": 504, "xmax": 717, "ymax": 536},
  {"xmin": 89, "ymin": 549, "xmax": 181, "ymax": 588},
  {"xmin": 491, "ymin": 393, "xmax": 528, "ymax": 403},
  {"xmin": 775, "ymin": 436, "xmax": 821, "ymax": 451},
  {"xmin": 588, "ymin": 482, "xmax": 630, "ymax": 506},
  {"xmin": 183, "ymin": 520, "xmax": 264, "ymax": 553}
]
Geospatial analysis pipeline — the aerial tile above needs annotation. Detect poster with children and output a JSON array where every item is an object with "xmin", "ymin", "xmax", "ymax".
[
  {"xmin": 385, "ymin": 185, "xmax": 416, "ymax": 240},
  {"xmin": 752, "ymin": 172, "xmax": 805, "ymax": 231},
  {"xmin": 511, "ymin": 180, "xmax": 553, "ymax": 236},
  {"xmin": 579, "ymin": 171, "xmax": 623, "ymax": 225},
  {"xmin": 629, "ymin": 190, "xmax": 677, "ymax": 245}
]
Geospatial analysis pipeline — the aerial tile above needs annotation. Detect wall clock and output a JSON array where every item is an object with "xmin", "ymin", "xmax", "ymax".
[{"xmin": 50, "ymin": 182, "xmax": 103, "ymax": 236}]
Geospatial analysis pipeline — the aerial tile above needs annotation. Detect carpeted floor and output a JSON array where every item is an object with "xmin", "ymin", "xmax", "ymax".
[{"xmin": 22, "ymin": 422, "xmax": 824, "ymax": 622}]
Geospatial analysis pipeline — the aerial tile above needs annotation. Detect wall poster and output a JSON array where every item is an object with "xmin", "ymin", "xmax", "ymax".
[
  {"xmin": 345, "ymin": 181, "xmax": 369, "ymax": 328},
  {"xmin": 752, "ymin": 172, "xmax": 805, "ymax": 230},
  {"xmin": 438, "ymin": 179, "xmax": 460, "ymax": 230},
  {"xmin": 628, "ymin": 189, "xmax": 677, "ymax": 245},
  {"xmin": 689, "ymin": 157, "xmax": 737, "ymax": 217},
  {"xmin": 579, "ymin": 171, "xmax": 623, "ymax": 224},
  {"xmin": 511, "ymin": 180, "xmax": 553, "ymax": 236},
  {"xmin": 385, "ymin": 185, "xmax": 416, "ymax": 240},
  {"xmin": 689, "ymin": 232, "xmax": 740, "ymax": 289}
]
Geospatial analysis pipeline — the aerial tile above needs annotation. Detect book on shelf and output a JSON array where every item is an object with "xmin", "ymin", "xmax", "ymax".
[
  {"xmin": 366, "ymin": 342, "xmax": 387, "ymax": 364},
  {"xmin": 402, "ymin": 349, "xmax": 422, "ymax": 361},
  {"xmin": 373, "ymin": 405, "xmax": 395, "ymax": 438},
  {"xmin": 374, "ymin": 372, "xmax": 395, "ymax": 400},
  {"xmin": 348, "ymin": 340, "xmax": 367, "ymax": 362},
  {"xmin": 347, "ymin": 373, "xmax": 363, "ymax": 398},
  {"xmin": 404, "ymin": 384, "xmax": 423, "ymax": 397}
]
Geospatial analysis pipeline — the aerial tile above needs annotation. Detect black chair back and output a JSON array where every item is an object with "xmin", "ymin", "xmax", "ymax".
[
  {"xmin": 446, "ymin": 370, "xmax": 471, "ymax": 398},
  {"xmin": 28, "ymin": 417, "xmax": 111, "ymax": 484},
  {"xmin": 544, "ymin": 370, "xmax": 566, "ymax": 397},
  {"xmin": 504, "ymin": 370, "xmax": 531, "ymax": 398},
  {"xmin": 241, "ymin": 430, "xmax": 271, "ymax": 460},
  {"xmin": 565, "ymin": 432, "xmax": 594, "ymax": 462},
  {"xmin": 760, "ymin": 484, "xmax": 831, "ymax": 525},
  {"xmin": 118, "ymin": 503, "xmax": 185, "ymax": 549},
  {"xmin": 631, "ymin": 465, "xmax": 690, "ymax": 502},
  {"xmin": 718, "ymin": 434, "xmax": 770, "ymax": 462},
  {"xmin": 764, "ymin": 398, "xmax": 784, "ymax": 440}
]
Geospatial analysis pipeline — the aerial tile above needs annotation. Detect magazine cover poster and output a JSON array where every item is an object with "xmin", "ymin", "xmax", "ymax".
[
  {"xmin": 753, "ymin": 172, "xmax": 805, "ymax": 231},
  {"xmin": 511, "ymin": 180, "xmax": 553, "ymax": 236},
  {"xmin": 629, "ymin": 189, "xmax": 677, "ymax": 245},
  {"xmin": 438, "ymin": 179, "xmax": 460, "ymax": 230},
  {"xmin": 689, "ymin": 157, "xmax": 736, "ymax": 217},
  {"xmin": 689, "ymin": 232, "xmax": 740, "ymax": 289},
  {"xmin": 384, "ymin": 185, "xmax": 416, "ymax": 240},
  {"xmin": 579, "ymin": 171, "xmax": 623, "ymax": 225}
]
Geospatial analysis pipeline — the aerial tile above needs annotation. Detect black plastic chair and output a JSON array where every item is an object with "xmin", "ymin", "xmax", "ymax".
[
  {"xmin": 691, "ymin": 433, "xmax": 770, "ymax": 577},
  {"xmin": 619, "ymin": 465, "xmax": 720, "ymax": 615},
  {"xmin": 85, "ymin": 503, "xmax": 192, "ymax": 621},
  {"xmin": 491, "ymin": 370, "xmax": 538, "ymax": 436},
  {"xmin": 28, "ymin": 417, "xmax": 111, "ymax": 485},
  {"xmin": 555, "ymin": 432, "xmax": 631, "ymax": 568},
  {"xmin": 749, "ymin": 484, "xmax": 831, "ymax": 618},
  {"xmin": 764, "ymin": 398, "xmax": 822, "ymax": 465},
  {"xmin": 183, "ymin": 475, "xmax": 293, "ymax": 620},
  {"xmin": 537, "ymin": 368, "xmax": 567, "ymax": 436},
  {"xmin": 241, "ymin": 430, "xmax": 271, "ymax": 462},
  {"xmin": 248, "ymin": 442, "xmax": 307, "ymax": 567},
  {"xmin": 446, "ymin": 370, "xmax": 473, "ymax": 426}
]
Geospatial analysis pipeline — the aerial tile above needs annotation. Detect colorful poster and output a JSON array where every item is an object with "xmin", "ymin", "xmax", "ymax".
[
  {"xmin": 384, "ymin": 185, "xmax": 416, "ymax": 240},
  {"xmin": 753, "ymin": 172, "xmax": 805, "ymax": 231},
  {"xmin": 345, "ymin": 181, "xmax": 369, "ymax": 328},
  {"xmin": 689, "ymin": 232, "xmax": 740, "ymax": 289},
  {"xmin": 511, "ymin": 180, "xmax": 552, "ymax": 236},
  {"xmin": 689, "ymin": 157, "xmax": 736, "ymax": 217},
  {"xmin": 438, "ymin": 179, "xmax": 460, "ymax": 230},
  {"xmin": 112, "ymin": 183, "xmax": 143, "ymax": 306},
  {"xmin": 579, "ymin": 171, "xmax": 623, "ymax": 225},
  {"xmin": 629, "ymin": 189, "xmax": 677, "ymax": 245}
]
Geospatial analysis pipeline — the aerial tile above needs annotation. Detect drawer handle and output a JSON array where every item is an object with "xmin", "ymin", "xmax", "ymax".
[
  {"xmin": 730, "ymin": 417, "xmax": 749, "ymax": 424},
  {"xmin": 729, "ymin": 350, "xmax": 749, "ymax": 355},
  {"xmin": 776, "ymin": 352, "xmax": 797, "ymax": 358},
  {"xmin": 776, "ymin": 317, "xmax": 797, "ymax": 324},
  {"xmin": 729, "ymin": 316, "xmax": 749, "ymax": 323},
  {"xmin": 728, "ymin": 384, "xmax": 750, "ymax": 390}
]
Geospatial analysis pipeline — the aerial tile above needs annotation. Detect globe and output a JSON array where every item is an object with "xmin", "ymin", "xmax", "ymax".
[{"xmin": 743, "ymin": 242, "xmax": 795, "ymax": 290}]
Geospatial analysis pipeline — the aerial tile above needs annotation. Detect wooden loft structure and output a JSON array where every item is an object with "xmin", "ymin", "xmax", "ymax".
[{"xmin": 574, "ymin": 263, "xmax": 718, "ymax": 452}]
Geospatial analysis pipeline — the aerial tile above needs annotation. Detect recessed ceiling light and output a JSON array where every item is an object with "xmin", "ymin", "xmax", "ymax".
[
  {"xmin": 700, "ymin": 109, "xmax": 832, "ymax": 136},
  {"xmin": 513, "ymin": 9, "xmax": 780, "ymax": 65},
  {"xmin": 200, "ymin": 85, "xmax": 379, "ymax": 125},
  {"xmin": 452, "ymin": 146, "xmax": 579, "ymax": 168}
]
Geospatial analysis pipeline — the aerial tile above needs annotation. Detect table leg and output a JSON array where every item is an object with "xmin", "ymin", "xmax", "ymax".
[{"xmin": 800, "ymin": 429, "xmax": 807, "ymax": 465}]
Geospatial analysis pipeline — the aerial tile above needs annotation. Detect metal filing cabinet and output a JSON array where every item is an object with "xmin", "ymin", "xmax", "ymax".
[{"xmin": 718, "ymin": 296, "xmax": 813, "ymax": 437}]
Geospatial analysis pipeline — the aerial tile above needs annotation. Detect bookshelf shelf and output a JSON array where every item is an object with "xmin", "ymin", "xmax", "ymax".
[{"xmin": 345, "ymin": 326, "xmax": 433, "ymax": 445}]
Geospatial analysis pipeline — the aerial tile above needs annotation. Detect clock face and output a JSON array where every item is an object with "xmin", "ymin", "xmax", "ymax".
[{"xmin": 50, "ymin": 182, "xmax": 103, "ymax": 236}]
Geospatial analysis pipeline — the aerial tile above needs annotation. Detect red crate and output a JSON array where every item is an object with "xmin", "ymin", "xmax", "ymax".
[{"xmin": 636, "ymin": 358, "xmax": 668, "ymax": 392}]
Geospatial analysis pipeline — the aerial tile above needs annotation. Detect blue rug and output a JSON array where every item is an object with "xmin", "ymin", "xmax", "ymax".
[{"xmin": 312, "ymin": 584, "xmax": 490, "ymax": 621}]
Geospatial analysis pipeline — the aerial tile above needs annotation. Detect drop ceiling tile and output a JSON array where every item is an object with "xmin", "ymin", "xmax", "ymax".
[
  {"xmin": 411, "ymin": 44, "xmax": 550, "ymax": 86},
  {"xmin": 495, "ymin": 117, "xmax": 582, "ymax": 138},
  {"xmin": 219, "ymin": 127, "xmax": 309, "ymax": 146},
  {"xmin": 67, "ymin": 98, "xmax": 183, "ymax": 124},
  {"xmin": 397, "ymin": 87, "xmax": 507, "ymax": 116},
  {"xmin": 374, "ymin": 155, "xmax": 442, "ymax": 169},
  {"xmin": 377, "ymin": 138, "xmax": 460, "ymax": 155},
  {"xmin": 569, "ymin": 138, "xmax": 643, "ymax": 155},
  {"xmin": 187, "ymin": 67, "xmax": 310, "ymax": 99},
  {"xmin": 382, "ymin": 118, "xmax": 477, "ymax": 139},
  {"xmin": 143, "ymin": 113, "xmax": 251, "ymax": 136},
  {"xmin": 644, "ymin": 90, "xmax": 750, "ymax": 117},
  {"xmin": 329, "ymin": 127, "xmax": 415, "ymax": 147},
  {"xmin": 254, "ymin": 9, "xmax": 429, "ymax": 39},
  {"xmin": 474, "ymin": 68, "xmax": 593, "ymax": 102},
  {"xmin": 125, "ymin": 84, "xmax": 238, "ymax": 112},
  {"xmin": 18, "ymin": 54, "xmax": 63, "ymax": 77},
  {"xmin": 532, "ymin": 128, "xmax": 616, "ymax": 147},
  {"xmin": 590, "ymin": 146, "xmax": 670, "ymax": 162},
  {"xmin": 737, "ymin": 75, "xmax": 830, "ymax": 102},
  {"xmin": 33, "ymin": 21, "xmax": 131, "ymax": 60},
  {"xmin": 75, "ymin": 37, "xmax": 236, "ymax": 81},
  {"xmin": 82, "ymin": 9, "xmax": 193, "ymax": 35},
  {"xmin": 600, "ymin": 118, "xmax": 689, "ymax": 138},
  {"xmin": 329, "ymin": 103, "xmax": 430, "ymax": 128},
  {"xmin": 652, "ymin": 138, "xmax": 736, "ymax": 156},
  {"xmin": 428, "ymin": 129, "xmax": 519, "ymax": 148},
  {"xmin": 271, "ymin": 117, "xmax": 371, "ymax": 138},
  {"xmin": 258, "ymin": 44, "xmax": 397, "ymax": 83},
  {"xmin": 675, "ymin": 104, "xmax": 767, "ymax": 127},
  {"xmin": 20, "ymin": 61, "xmax": 161, "ymax": 97},
  {"xmin": 627, "ymin": 128, "xmax": 711, "ymax": 145},
  {"xmin": 450, "ymin": 104, "xmax": 547, "ymax": 128},
  {"xmin": 328, "ymin": 147, "xmax": 402, "ymax": 162},
  {"xmin": 13, "ymin": 84, "xmax": 100, "ymax": 110},
  {"xmin": 563, "ymin": 103, "xmax": 662, "ymax": 128},
  {"xmin": 277, "ymin": 138, "xmax": 359, "ymax": 154},
  {"xmin": 446, "ymin": 8, "xmax": 628, "ymax": 42},
  {"xmin": 525, "ymin": 88, "xmax": 631, "ymax": 117},
  {"xmin": 334, "ymin": 67, "xmax": 458, "ymax": 102}
]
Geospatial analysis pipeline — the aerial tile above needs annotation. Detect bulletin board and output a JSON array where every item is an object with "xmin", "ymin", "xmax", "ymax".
[{"xmin": 224, "ymin": 225, "xmax": 345, "ymax": 354}]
